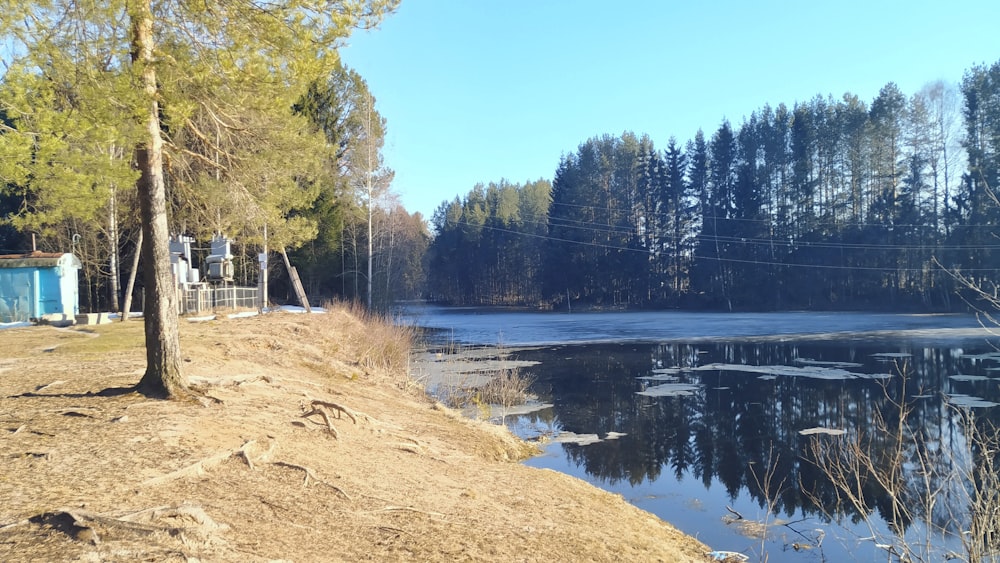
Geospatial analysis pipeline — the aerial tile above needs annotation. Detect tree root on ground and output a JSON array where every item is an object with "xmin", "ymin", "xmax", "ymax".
[{"xmin": 300, "ymin": 399, "xmax": 359, "ymax": 438}]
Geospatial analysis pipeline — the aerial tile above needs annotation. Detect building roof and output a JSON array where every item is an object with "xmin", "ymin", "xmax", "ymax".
[{"xmin": 0, "ymin": 252, "xmax": 82, "ymax": 270}]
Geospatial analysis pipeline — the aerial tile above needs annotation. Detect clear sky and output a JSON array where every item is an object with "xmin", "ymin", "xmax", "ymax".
[{"xmin": 340, "ymin": 0, "xmax": 1000, "ymax": 222}]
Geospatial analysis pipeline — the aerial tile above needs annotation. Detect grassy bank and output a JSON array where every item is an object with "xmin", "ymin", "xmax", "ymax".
[{"xmin": 0, "ymin": 305, "xmax": 710, "ymax": 561}]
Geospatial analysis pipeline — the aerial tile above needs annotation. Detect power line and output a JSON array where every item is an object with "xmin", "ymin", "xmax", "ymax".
[{"xmin": 448, "ymin": 219, "xmax": 1000, "ymax": 274}]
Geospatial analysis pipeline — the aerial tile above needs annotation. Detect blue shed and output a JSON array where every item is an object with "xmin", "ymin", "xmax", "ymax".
[{"xmin": 0, "ymin": 252, "xmax": 82, "ymax": 323}]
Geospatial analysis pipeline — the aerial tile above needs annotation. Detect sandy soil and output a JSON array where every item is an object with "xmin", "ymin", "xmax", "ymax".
[{"xmin": 0, "ymin": 308, "xmax": 714, "ymax": 562}]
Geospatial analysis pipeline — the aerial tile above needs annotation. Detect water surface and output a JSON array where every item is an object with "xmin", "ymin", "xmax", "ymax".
[{"xmin": 404, "ymin": 305, "xmax": 1000, "ymax": 562}]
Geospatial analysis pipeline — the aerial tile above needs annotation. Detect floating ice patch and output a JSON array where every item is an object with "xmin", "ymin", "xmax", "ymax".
[
  {"xmin": 871, "ymin": 352, "xmax": 912, "ymax": 360},
  {"xmin": 651, "ymin": 368, "xmax": 684, "ymax": 375},
  {"xmin": 947, "ymin": 394, "xmax": 1000, "ymax": 408},
  {"xmin": 799, "ymin": 427, "xmax": 847, "ymax": 436},
  {"xmin": 638, "ymin": 374, "xmax": 680, "ymax": 382},
  {"xmin": 962, "ymin": 352, "xmax": 1000, "ymax": 362},
  {"xmin": 693, "ymin": 363, "xmax": 862, "ymax": 380},
  {"xmin": 501, "ymin": 403, "xmax": 553, "ymax": 416},
  {"xmin": 553, "ymin": 431, "xmax": 602, "ymax": 445},
  {"xmin": 855, "ymin": 372, "xmax": 894, "ymax": 380},
  {"xmin": 758, "ymin": 375, "xmax": 777, "ymax": 381},
  {"xmin": 794, "ymin": 358, "xmax": 863, "ymax": 368},
  {"xmin": 950, "ymin": 374, "xmax": 990, "ymax": 382},
  {"xmin": 605, "ymin": 431, "xmax": 627, "ymax": 440},
  {"xmin": 636, "ymin": 382, "xmax": 702, "ymax": 397}
]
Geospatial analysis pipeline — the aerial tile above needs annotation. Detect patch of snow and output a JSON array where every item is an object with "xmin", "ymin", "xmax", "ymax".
[
  {"xmin": 0, "ymin": 321, "xmax": 32, "ymax": 330},
  {"xmin": 186, "ymin": 315, "xmax": 217, "ymax": 323},
  {"xmin": 227, "ymin": 311, "xmax": 259, "ymax": 319},
  {"xmin": 278, "ymin": 305, "xmax": 326, "ymax": 314},
  {"xmin": 604, "ymin": 431, "xmax": 627, "ymax": 440}
]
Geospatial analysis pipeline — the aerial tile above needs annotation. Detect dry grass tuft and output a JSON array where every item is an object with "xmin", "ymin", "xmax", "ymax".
[{"xmin": 320, "ymin": 300, "xmax": 417, "ymax": 385}]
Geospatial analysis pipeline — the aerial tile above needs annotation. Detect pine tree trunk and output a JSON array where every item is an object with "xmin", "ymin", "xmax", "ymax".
[
  {"xmin": 108, "ymin": 186, "xmax": 121, "ymax": 313},
  {"xmin": 130, "ymin": 0, "xmax": 186, "ymax": 398}
]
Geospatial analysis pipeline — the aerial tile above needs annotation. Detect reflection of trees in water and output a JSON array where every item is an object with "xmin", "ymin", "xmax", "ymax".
[{"xmin": 523, "ymin": 341, "xmax": 998, "ymax": 532}]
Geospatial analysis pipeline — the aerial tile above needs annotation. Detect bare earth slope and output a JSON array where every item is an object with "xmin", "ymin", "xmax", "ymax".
[{"xmin": 0, "ymin": 310, "xmax": 710, "ymax": 562}]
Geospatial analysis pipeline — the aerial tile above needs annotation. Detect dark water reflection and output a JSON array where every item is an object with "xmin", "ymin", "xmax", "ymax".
[
  {"xmin": 509, "ymin": 340, "xmax": 1000, "ymax": 561},
  {"xmin": 403, "ymin": 307, "xmax": 1000, "ymax": 561}
]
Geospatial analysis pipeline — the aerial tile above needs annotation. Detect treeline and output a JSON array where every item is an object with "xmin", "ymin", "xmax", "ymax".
[
  {"xmin": 427, "ymin": 60, "xmax": 1000, "ymax": 311},
  {"xmin": 1, "ymin": 54, "xmax": 428, "ymax": 312}
]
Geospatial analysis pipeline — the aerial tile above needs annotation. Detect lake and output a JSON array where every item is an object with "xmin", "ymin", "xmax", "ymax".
[{"xmin": 402, "ymin": 304, "xmax": 1000, "ymax": 562}]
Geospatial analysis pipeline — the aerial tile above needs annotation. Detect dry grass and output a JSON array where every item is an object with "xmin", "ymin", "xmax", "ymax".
[{"xmin": 0, "ymin": 309, "xmax": 712, "ymax": 562}]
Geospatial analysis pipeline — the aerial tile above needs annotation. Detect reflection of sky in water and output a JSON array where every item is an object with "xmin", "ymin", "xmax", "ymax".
[{"xmin": 405, "ymin": 306, "xmax": 1000, "ymax": 563}]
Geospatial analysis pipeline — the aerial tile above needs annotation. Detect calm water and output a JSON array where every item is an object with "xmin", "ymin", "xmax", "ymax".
[{"xmin": 402, "ymin": 305, "xmax": 1000, "ymax": 562}]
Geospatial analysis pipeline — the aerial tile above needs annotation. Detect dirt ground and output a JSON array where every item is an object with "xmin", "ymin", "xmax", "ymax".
[{"xmin": 0, "ymin": 308, "xmax": 714, "ymax": 562}]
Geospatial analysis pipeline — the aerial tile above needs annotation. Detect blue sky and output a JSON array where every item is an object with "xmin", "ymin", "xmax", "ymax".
[{"xmin": 340, "ymin": 0, "xmax": 1000, "ymax": 222}]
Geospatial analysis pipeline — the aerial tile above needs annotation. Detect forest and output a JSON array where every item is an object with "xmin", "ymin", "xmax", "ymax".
[
  {"xmin": 2, "ymin": 7, "xmax": 999, "ymax": 316},
  {"xmin": 0, "ymin": 1, "xmax": 426, "ymax": 314},
  {"xmin": 426, "ymin": 59, "xmax": 1000, "ymax": 311}
]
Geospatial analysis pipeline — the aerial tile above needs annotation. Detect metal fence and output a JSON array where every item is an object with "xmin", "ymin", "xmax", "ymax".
[{"xmin": 179, "ymin": 285, "xmax": 258, "ymax": 314}]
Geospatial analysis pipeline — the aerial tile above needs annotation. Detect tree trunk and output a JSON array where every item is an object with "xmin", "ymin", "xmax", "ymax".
[
  {"xmin": 130, "ymin": 0, "xmax": 186, "ymax": 398},
  {"xmin": 108, "ymin": 186, "xmax": 121, "ymax": 313},
  {"xmin": 121, "ymin": 230, "xmax": 142, "ymax": 321}
]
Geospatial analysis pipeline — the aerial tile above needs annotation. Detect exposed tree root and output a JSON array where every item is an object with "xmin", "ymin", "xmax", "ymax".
[
  {"xmin": 15, "ymin": 504, "xmax": 227, "ymax": 546},
  {"xmin": 269, "ymin": 461, "xmax": 351, "ymax": 500},
  {"xmin": 300, "ymin": 399, "xmax": 359, "ymax": 438},
  {"xmin": 143, "ymin": 439, "xmax": 270, "ymax": 486},
  {"xmin": 310, "ymin": 400, "xmax": 358, "ymax": 424},
  {"xmin": 301, "ymin": 405, "xmax": 339, "ymax": 438}
]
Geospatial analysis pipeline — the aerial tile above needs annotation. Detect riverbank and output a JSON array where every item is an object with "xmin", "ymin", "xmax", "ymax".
[{"xmin": 0, "ymin": 306, "xmax": 711, "ymax": 561}]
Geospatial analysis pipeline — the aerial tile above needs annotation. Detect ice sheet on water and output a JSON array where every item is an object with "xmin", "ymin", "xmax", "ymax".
[
  {"xmin": 638, "ymin": 374, "xmax": 680, "ymax": 382},
  {"xmin": 636, "ymin": 382, "xmax": 702, "ymax": 397},
  {"xmin": 552, "ymin": 431, "xmax": 602, "ymax": 445},
  {"xmin": 961, "ymin": 352, "xmax": 1000, "ymax": 362},
  {"xmin": 799, "ymin": 427, "xmax": 847, "ymax": 436},
  {"xmin": 794, "ymin": 358, "xmax": 864, "ymax": 368},
  {"xmin": 871, "ymin": 352, "xmax": 913, "ymax": 359},
  {"xmin": 552, "ymin": 430, "xmax": 629, "ymax": 445},
  {"xmin": 950, "ymin": 374, "xmax": 990, "ymax": 382},
  {"xmin": 693, "ymin": 363, "xmax": 862, "ymax": 380},
  {"xmin": 947, "ymin": 394, "xmax": 1000, "ymax": 408}
]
